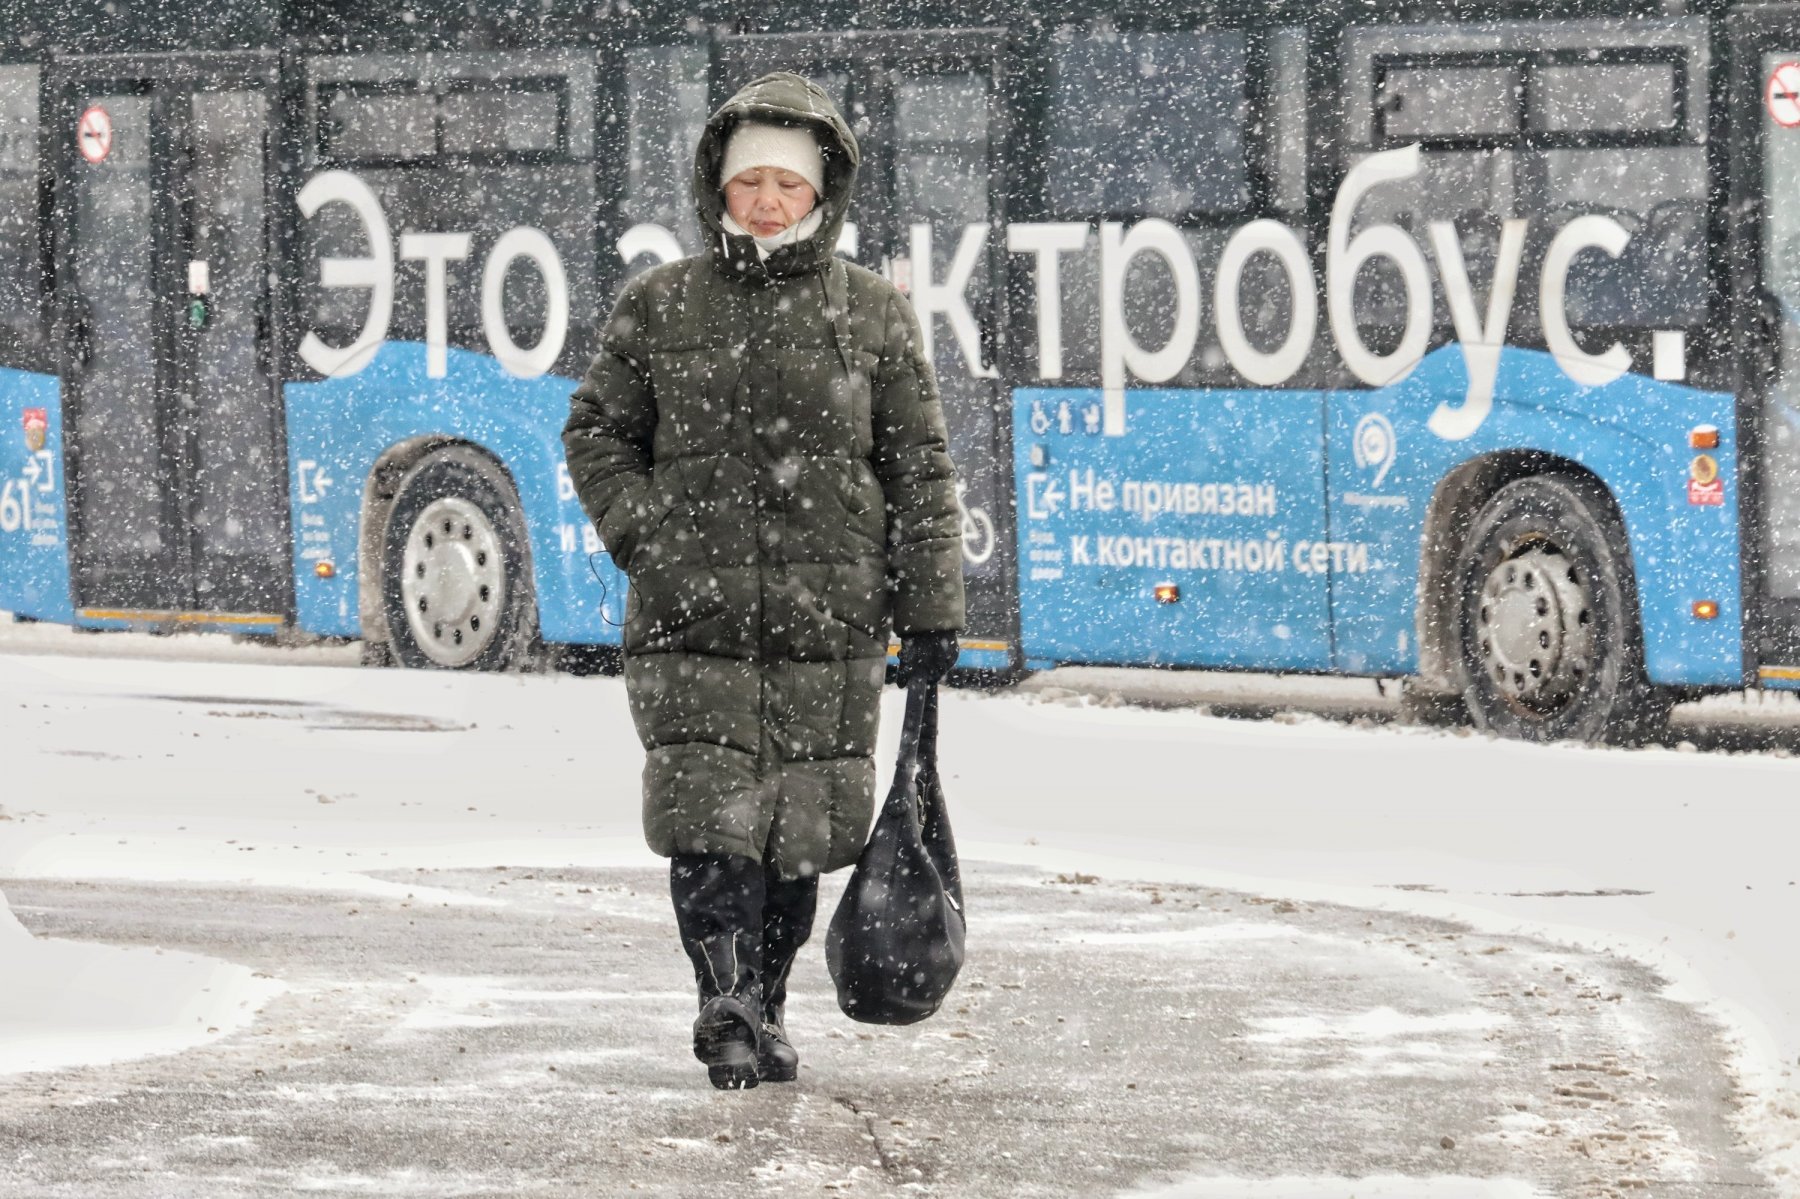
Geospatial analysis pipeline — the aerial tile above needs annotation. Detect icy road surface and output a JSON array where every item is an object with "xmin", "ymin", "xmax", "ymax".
[
  {"xmin": 0, "ymin": 868, "xmax": 1773, "ymax": 1198},
  {"xmin": 0, "ymin": 627, "xmax": 1795, "ymax": 1195}
]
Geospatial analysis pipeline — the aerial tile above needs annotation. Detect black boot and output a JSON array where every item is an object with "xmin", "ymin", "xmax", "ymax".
[
  {"xmin": 691, "ymin": 958, "xmax": 762, "ymax": 1091},
  {"xmin": 756, "ymin": 868, "xmax": 819, "ymax": 1083},
  {"xmin": 671, "ymin": 855, "xmax": 766, "ymax": 1090},
  {"xmin": 757, "ymin": 1005, "xmax": 798, "ymax": 1082}
]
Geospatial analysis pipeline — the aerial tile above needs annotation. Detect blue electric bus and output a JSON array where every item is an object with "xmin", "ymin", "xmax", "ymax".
[{"xmin": 1, "ymin": 0, "xmax": 1797, "ymax": 743}]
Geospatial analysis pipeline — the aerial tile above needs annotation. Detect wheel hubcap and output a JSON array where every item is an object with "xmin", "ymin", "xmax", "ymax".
[
  {"xmin": 401, "ymin": 497, "xmax": 504, "ymax": 667},
  {"xmin": 1475, "ymin": 544, "xmax": 1596, "ymax": 709}
]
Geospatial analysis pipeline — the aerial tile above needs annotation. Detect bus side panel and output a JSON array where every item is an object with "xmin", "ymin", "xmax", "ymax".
[
  {"xmin": 1325, "ymin": 345, "xmax": 1741, "ymax": 687},
  {"xmin": 1012, "ymin": 385, "xmax": 1334, "ymax": 670},
  {"xmin": 0, "ymin": 368, "xmax": 74, "ymax": 622},
  {"xmin": 283, "ymin": 342, "xmax": 623, "ymax": 645}
]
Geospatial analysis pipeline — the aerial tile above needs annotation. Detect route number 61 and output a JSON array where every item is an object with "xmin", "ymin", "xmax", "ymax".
[{"xmin": 0, "ymin": 450, "xmax": 56, "ymax": 533}]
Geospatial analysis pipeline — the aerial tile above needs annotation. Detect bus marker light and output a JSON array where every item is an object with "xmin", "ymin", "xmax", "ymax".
[
  {"xmin": 1154, "ymin": 582, "xmax": 1180, "ymax": 604},
  {"xmin": 1689, "ymin": 425, "xmax": 1720, "ymax": 449},
  {"xmin": 1688, "ymin": 453, "xmax": 1724, "ymax": 505},
  {"xmin": 314, "ymin": 561, "xmax": 336, "ymax": 579},
  {"xmin": 1692, "ymin": 599, "xmax": 1719, "ymax": 620}
]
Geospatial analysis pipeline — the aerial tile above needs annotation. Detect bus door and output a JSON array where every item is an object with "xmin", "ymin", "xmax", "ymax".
[
  {"xmin": 52, "ymin": 56, "xmax": 288, "ymax": 625},
  {"xmin": 714, "ymin": 33, "xmax": 1017, "ymax": 672},
  {"xmin": 1732, "ymin": 10, "xmax": 1800, "ymax": 677}
]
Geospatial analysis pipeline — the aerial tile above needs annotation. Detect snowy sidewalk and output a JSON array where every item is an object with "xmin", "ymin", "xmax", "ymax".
[
  {"xmin": 0, "ymin": 636, "xmax": 1796, "ymax": 1194},
  {"xmin": 0, "ymin": 864, "xmax": 1772, "ymax": 1198}
]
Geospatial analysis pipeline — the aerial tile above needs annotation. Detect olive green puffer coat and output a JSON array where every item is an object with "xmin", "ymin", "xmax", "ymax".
[{"xmin": 561, "ymin": 72, "xmax": 965, "ymax": 880}]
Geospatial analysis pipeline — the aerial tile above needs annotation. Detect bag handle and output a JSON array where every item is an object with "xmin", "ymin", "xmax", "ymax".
[
  {"xmin": 918, "ymin": 680, "xmax": 940, "ymax": 779},
  {"xmin": 895, "ymin": 676, "xmax": 936, "ymax": 781}
]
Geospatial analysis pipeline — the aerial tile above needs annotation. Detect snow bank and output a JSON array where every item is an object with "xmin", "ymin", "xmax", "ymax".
[{"xmin": 0, "ymin": 891, "xmax": 284, "ymax": 1076}]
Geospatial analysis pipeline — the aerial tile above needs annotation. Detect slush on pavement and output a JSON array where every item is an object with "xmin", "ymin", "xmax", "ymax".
[{"xmin": 0, "ymin": 638, "xmax": 1793, "ymax": 1196}]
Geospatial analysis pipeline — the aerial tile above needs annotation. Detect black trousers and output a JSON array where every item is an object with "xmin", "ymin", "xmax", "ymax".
[{"xmin": 670, "ymin": 853, "xmax": 819, "ymax": 1016}]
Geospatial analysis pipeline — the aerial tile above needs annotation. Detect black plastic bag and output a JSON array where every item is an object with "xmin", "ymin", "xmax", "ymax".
[{"xmin": 825, "ymin": 678, "xmax": 965, "ymax": 1025}]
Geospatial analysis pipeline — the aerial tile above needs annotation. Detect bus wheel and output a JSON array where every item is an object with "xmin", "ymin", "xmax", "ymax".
[
  {"xmin": 382, "ymin": 447, "xmax": 539, "ymax": 671},
  {"xmin": 1395, "ymin": 682, "xmax": 1471, "ymax": 728},
  {"xmin": 1454, "ymin": 473, "xmax": 1670, "ymax": 745}
]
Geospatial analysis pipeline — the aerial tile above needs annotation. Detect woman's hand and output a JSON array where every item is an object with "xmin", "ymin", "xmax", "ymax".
[{"xmin": 896, "ymin": 631, "xmax": 959, "ymax": 686}]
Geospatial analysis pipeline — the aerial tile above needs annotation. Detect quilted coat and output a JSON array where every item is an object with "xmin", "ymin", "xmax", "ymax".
[{"xmin": 561, "ymin": 72, "xmax": 965, "ymax": 879}]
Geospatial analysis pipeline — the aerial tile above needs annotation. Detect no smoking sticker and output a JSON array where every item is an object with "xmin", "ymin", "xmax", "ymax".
[
  {"xmin": 1769, "ymin": 63, "xmax": 1800, "ymax": 129},
  {"xmin": 77, "ymin": 106, "xmax": 111, "ymax": 163}
]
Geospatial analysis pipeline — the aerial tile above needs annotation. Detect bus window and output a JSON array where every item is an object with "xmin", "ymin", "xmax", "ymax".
[
  {"xmin": 302, "ymin": 53, "xmax": 597, "ymax": 379},
  {"xmin": 895, "ymin": 74, "xmax": 987, "ymax": 236},
  {"xmin": 306, "ymin": 72, "xmax": 436, "ymax": 341},
  {"xmin": 1534, "ymin": 51, "xmax": 1704, "ymax": 331},
  {"xmin": 68, "ymin": 93, "xmax": 161, "ymax": 566},
  {"xmin": 319, "ymin": 76, "xmax": 572, "ymax": 163},
  {"xmin": 320, "ymin": 85, "xmax": 436, "ymax": 165},
  {"xmin": 894, "ymin": 67, "xmax": 998, "ymax": 571},
  {"xmin": 189, "ymin": 87, "xmax": 287, "ymax": 598},
  {"xmin": 440, "ymin": 81, "xmax": 565, "ymax": 158},
  {"xmin": 0, "ymin": 65, "xmax": 41, "ymax": 364},
  {"xmin": 1530, "ymin": 59, "xmax": 1680, "ymax": 138},
  {"xmin": 1041, "ymin": 25, "xmax": 1318, "ymax": 390},
  {"xmin": 1379, "ymin": 63, "xmax": 1523, "ymax": 144},
  {"xmin": 1345, "ymin": 20, "xmax": 1710, "ymax": 346},
  {"xmin": 1759, "ymin": 49, "xmax": 1800, "ymax": 600},
  {"xmin": 1048, "ymin": 28, "xmax": 1249, "ymax": 218},
  {"xmin": 623, "ymin": 45, "xmax": 708, "ymax": 264}
]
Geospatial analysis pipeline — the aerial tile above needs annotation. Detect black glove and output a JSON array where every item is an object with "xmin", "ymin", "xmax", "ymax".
[{"xmin": 896, "ymin": 631, "xmax": 959, "ymax": 686}]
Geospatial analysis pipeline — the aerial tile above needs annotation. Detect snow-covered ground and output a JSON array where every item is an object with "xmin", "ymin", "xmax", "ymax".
[
  {"xmin": 1, "ymin": 625, "xmax": 1797, "ymax": 1190},
  {"xmin": 0, "ymin": 901, "xmax": 282, "ymax": 1075}
]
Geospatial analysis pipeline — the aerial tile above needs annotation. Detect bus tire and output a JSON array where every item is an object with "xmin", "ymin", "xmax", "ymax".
[
  {"xmin": 381, "ymin": 446, "xmax": 539, "ymax": 672},
  {"xmin": 1454, "ymin": 473, "xmax": 1670, "ymax": 745},
  {"xmin": 1396, "ymin": 682, "xmax": 1471, "ymax": 728}
]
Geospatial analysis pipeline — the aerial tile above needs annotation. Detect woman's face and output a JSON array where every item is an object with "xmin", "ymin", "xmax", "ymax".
[{"xmin": 724, "ymin": 167, "xmax": 818, "ymax": 238}]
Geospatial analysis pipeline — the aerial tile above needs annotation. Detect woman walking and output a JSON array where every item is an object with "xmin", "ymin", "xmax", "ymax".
[{"xmin": 561, "ymin": 72, "xmax": 965, "ymax": 1089}]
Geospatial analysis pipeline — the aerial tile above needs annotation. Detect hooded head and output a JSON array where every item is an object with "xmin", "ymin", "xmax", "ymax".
[{"xmin": 694, "ymin": 72, "xmax": 859, "ymax": 278}]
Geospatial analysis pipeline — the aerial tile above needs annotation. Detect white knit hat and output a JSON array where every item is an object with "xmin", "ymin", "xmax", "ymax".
[{"xmin": 719, "ymin": 121, "xmax": 825, "ymax": 193}]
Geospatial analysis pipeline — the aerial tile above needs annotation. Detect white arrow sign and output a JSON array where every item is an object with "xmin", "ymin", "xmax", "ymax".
[{"xmin": 297, "ymin": 460, "xmax": 335, "ymax": 504}]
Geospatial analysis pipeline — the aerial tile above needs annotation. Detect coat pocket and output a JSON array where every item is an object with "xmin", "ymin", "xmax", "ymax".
[
  {"xmin": 839, "ymin": 459, "xmax": 886, "ymax": 552},
  {"xmin": 624, "ymin": 549, "xmax": 731, "ymax": 654},
  {"xmin": 823, "ymin": 559, "xmax": 889, "ymax": 650},
  {"xmin": 608, "ymin": 490, "xmax": 680, "ymax": 575}
]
